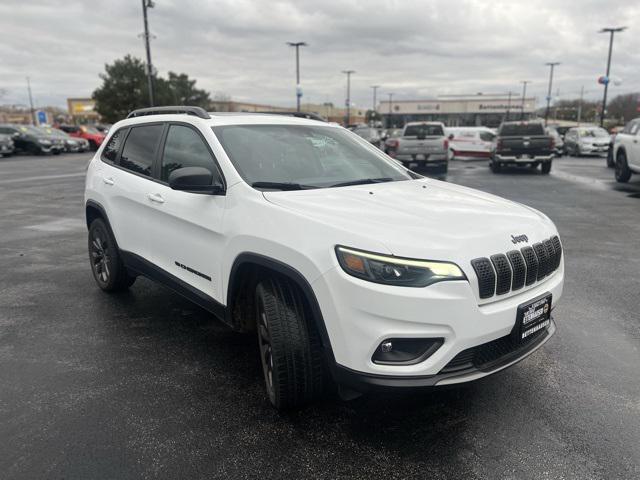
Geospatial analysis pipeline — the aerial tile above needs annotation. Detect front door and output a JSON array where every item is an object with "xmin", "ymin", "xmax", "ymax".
[{"xmin": 143, "ymin": 123, "xmax": 227, "ymax": 303}]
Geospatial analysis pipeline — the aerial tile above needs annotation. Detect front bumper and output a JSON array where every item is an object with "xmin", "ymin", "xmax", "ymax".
[
  {"xmin": 0, "ymin": 143, "xmax": 14, "ymax": 155},
  {"xmin": 312, "ymin": 260, "xmax": 563, "ymax": 382},
  {"xmin": 333, "ymin": 319, "xmax": 555, "ymax": 391}
]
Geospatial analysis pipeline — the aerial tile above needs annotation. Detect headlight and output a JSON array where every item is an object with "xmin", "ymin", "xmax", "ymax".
[
  {"xmin": 38, "ymin": 139, "xmax": 51, "ymax": 145},
  {"xmin": 335, "ymin": 246, "xmax": 466, "ymax": 287}
]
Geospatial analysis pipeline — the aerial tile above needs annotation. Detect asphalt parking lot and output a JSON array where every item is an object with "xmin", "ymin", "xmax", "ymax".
[{"xmin": 1, "ymin": 152, "xmax": 639, "ymax": 479}]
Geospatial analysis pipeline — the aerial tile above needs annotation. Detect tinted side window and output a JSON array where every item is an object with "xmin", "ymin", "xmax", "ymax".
[
  {"xmin": 160, "ymin": 125, "xmax": 217, "ymax": 181},
  {"xmin": 101, "ymin": 129, "xmax": 124, "ymax": 163},
  {"xmin": 479, "ymin": 131, "xmax": 495, "ymax": 142},
  {"xmin": 119, "ymin": 125, "xmax": 164, "ymax": 177}
]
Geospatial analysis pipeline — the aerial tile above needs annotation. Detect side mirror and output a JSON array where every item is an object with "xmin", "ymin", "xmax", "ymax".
[
  {"xmin": 168, "ymin": 166, "xmax": 225, "ymax": 195},
  {"xmin": 448, "ymin": 133, "xmax": 454, "ymax": 140}
]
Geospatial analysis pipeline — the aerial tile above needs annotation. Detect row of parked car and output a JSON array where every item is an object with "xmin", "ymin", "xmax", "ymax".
[
  {"xmin": 0, "ymin": 123, "xmax": 109, "ymax": 157},
  {"xmin": 348, "ymin": 119, "xmax": 623, "ymax": 180}
]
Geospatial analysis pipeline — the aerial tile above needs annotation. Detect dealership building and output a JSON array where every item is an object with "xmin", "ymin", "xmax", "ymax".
[{"xmin": 379, "ymin": 94, "xmax": 537, "ymax": 128}]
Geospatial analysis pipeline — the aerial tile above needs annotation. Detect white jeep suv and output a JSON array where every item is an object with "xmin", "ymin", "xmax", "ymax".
[
  {"xmin": 84, "ymin": 106, "xmax": 564, "ymax": 409},
  {"xmin": 612, "ymin": 117, "xmax": 640, "ymax": 183}
]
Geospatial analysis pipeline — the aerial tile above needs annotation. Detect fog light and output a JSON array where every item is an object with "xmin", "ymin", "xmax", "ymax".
[{"xmin": 372, "ymin": 338, "xmax": 444, "ymax": 365}]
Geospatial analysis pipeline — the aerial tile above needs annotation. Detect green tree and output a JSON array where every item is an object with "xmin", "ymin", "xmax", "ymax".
[
  {"xmin": 606, "ymin": 93, "xmax": 640, "ymax": 123},
  {"xmin": 92, "ymin": 55, "xmax": 211, "ymax": 123}
]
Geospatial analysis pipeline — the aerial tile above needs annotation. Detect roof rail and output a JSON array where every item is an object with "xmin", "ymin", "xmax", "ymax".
[{"xmin": 126, "ymin": 106, "xmax": 211, "ymax": 120}]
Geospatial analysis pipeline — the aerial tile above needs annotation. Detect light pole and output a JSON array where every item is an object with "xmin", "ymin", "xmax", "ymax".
[
  {"xmin": 520, "ymin": 80, "xmax": 530, "ymax": 120},
  {"xmin": 141, "ymin": 0, "xmax": 155, "ymax": 107},
  {"xmin": 599, "ymin": 27, "xmax": 626, "ymax": 127},
  {"xmin": 386, "ymin": 93, "xmax": 394, "ymax": 128},
  {"xmin": 26, "ymin": 76, "xmax": 35, "ymax": 125},
  {"xmin": 342, "ymin": 70, "xmax": 355, "ymax": 127},
  {"xmin": 370, "ymin": 85, "xmax": 380, "ymax": 125},
  {"xmin": 505, "ymin": 91, "xmax": 512, "ymax": 121},
  {"xmin": 544, "ymin": 62, "xmax": 560, "ymax": 126},
  {"xmin": 287, "ymin": 41, "xmax": 307, "ymax": 112}
]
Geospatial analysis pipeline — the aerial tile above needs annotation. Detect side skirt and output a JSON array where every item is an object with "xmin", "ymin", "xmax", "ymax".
[{"xmin": 120, "ymin": 251, "xmax": 228, "ymax": 324}]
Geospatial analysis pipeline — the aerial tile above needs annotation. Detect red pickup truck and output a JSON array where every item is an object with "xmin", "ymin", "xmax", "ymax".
[{"xmin": 58, "ymin": 125, "xmax": 106, "ymax": 151}]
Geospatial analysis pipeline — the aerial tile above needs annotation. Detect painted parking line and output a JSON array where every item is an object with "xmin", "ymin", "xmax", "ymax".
[{"xmin": 0, "ymin": 172, "xmax": 86, "ymax": 185}]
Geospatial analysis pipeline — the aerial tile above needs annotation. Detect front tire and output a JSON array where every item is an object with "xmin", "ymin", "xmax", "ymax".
[
  {"xmin": 255, "ymin": 277, "xmax": 324, "ymax": 409},
  {"xmin": 606, "ymin": 147, "xmax": 615, "ymax": 168},
  {"xmin": 88, "ymin": 218, "xmax": 136, "ymax": 292},
  {"xmin": 541, "ymin": 161, "xmax": 552, "ymax": 174},
  {"xmin": 615, "ymin": 150, "xmax": 632, "ymax": 183},
  {"xmin": 490, "ymin": 160, "xmax": 501, "ymax": 173}
]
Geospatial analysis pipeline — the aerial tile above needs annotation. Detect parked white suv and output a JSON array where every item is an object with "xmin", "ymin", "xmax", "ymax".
[
  {"xmin": 612, "ymin": 117, "xmax": 640, "ymax": 183},
  {"xmin": 85, "ymin": 106, "xmax": 564, "ymax": 409}
]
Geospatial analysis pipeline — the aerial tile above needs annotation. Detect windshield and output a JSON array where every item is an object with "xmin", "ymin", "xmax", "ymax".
[
  {"xmin": 212, "ymin": 125, "xmax": 412, "ymax": 189},
  {"xmin": 499, "ymin": 123, "xmax": 545, "ymax": 136},
  {"xmin": 579, "ymin": 128, "xmax": 609, "ymax": 138},
  {"xmin": 81, "ymin": 126, "xmax": 101, "ymax": 134},
  {"xmin": 404, "ymin": 124, "xmax": 444, "ymax": 137}
]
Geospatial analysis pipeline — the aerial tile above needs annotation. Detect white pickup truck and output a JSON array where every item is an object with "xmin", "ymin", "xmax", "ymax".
[{"xmin": 391, "ymin": 121, "xmax": 448, "ymax": 177}]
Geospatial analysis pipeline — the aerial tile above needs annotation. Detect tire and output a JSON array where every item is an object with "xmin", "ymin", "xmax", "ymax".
[
  {"xmin": 541, "ymin": 161, "xmax": 552, "ymax": 174},
  {"xmin": 490, "ymin": 160, "xmax": 501, "ymax": 173},
  {"xmin": 615, "ymin": 150, "xmax": 632, "ymax": 183},
  {"xmin": 255, "ymin": 277, "xmax": 324, "ymax": 409},
  {"xmin": 88, "ymin": 218, "xmax": 136, "ymax": 292}
]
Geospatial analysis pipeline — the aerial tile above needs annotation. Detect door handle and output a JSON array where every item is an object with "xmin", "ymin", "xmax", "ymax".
[
  {"xmin": 102, "ymin": 177, "xmax": 115, "ymax": 186},
  {"xmin": 147, "ymin": 193, "xmax": 165, "ymax": 204}
]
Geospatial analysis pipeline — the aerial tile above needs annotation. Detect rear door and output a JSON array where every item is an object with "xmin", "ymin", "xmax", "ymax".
[
  {"xmin": 144, "ymin": 123, "xmax": 227, "ymax": 301},
  {"xmin": 628, "ymin": 121, "xmax": 640, "ymax": 170},
  {"xmin": 100, "ymin": 123, "xmax": 165, "ymax": 261}
]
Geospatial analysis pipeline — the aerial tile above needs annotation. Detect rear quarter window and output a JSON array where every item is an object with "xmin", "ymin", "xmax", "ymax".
[{"xmin": 101, "ymin": 129, "xmax": 125, "ymax": 163}]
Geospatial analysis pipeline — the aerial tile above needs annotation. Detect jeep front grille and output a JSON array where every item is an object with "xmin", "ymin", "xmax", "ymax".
[{"xmin": 470, "ymin": 236, "xmax": 562, "ymax": 299}]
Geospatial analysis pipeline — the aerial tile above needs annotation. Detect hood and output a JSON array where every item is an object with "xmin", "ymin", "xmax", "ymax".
[{"xmin": 263, "ymin": 179, "xmax": 556, "ymax": 262}]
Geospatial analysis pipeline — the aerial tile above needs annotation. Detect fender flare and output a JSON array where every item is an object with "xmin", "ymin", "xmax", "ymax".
[
  {"xmin": 85, "ymin": 200, "xmax": 120, "ymax": 250},
  {"xmin": 227, "ymin": 252, "xmax": 335, "ymax": 364}
]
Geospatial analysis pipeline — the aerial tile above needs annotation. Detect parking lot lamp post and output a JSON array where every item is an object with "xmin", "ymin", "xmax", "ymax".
[
  {"xmin": 370, "ymin": 85, "xmax": 380, "ymax": 125},
  {"xmin": 544, "ymin": 63, "xmax": 560, "ymax": 126},
  {"xmin": 387, "ymin": 92, "xmax": 394, "ymax": 128},
  {"xmin": 287, "ymin": 42, "xmax": 307, "ymax": 112},
  {"xmin": 599, "ymin": 27, "xmax": 626, "ymax": 127},
  {"xmin": 520, "ymin": 81, "xmax": 530, "ymax": 120},
  {"xmin": 506, "ymin": 91, "xmax": 512, "ymax": 121},
  {"xmin": 26, "ymin": 76, "xmax": 35, "ymax": 125},
  {"xmin": 342, "ymin": 70, "xmax": 355, "ymax": 127},
  {"xmin": 141, "ymin": 0, "xmax": 155, "ymax": 107}
]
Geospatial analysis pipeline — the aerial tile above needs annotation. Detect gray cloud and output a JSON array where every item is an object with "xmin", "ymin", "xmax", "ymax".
[{"xmin": 1, "ymin": 0, "xmax": 638, "ymax": 111}]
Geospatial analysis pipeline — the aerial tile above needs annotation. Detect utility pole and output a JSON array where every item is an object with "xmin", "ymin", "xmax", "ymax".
[
  {"xmin": 577, "ymin": 85, "xmax": 584, "ymax": 125},
  {"xmin": 342, "ymin": 70, "xmax": 355, "ymax": 127},
  {"xmin": 370, "ymin": 85, "xmax": 380, "ymax": 125},
  {"xmin": 506, "ymin": 91, "xmax": 512, "ymax": 121},
  {"xmin": 544, "ymin": 62, "xmax": 560, "ymax": 126},
  {"xmin": 287, "ymin": 42, "xmax": 307, "ymax": 112},
  {"xmin": 26, "ymin": 76, "xmax": 35, "ymax": 125},
  {"xmin": 387, "ymin": 93, "xmax": 394, "ymax": 128},
  {"xmin": 520, "ymin": 80, "xmax": 530, "ymax": 120},
  {"xmin": 141, "ymin": 0, "xmax": 155, "ymax": 107},
  {"xmin": 599, "ymin": 27, "xmax": 626, "ymax": 127}
]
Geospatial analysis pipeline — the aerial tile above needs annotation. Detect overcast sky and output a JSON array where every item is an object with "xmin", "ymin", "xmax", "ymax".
[{"xmin": 1, "ymin": 0, "xmax": 638, "ymax": 111}]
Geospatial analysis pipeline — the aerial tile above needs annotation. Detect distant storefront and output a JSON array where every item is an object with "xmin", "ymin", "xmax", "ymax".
[{"xmin": 379, "ymin": 94, "xmax": 537, "ymax": 128}]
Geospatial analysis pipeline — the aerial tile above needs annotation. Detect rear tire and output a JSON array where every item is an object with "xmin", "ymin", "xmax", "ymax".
[
  {"xmin": 541, "ymin": 161, "xmax": 552, "ymax": 174},
  {"xmin": 255, "ymin": 277, "xmax": 324, "ymax": 409},
  {"xmin": 615, "ymin": 150, "xmax": 632, "ymax": 183},
  {"xmin": 88, "ymin": 218, "xmax": 136, "ymax": 292}
]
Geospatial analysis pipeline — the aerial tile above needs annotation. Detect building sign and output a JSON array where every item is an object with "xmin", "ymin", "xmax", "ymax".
[
  {"xmin": 381, "ymin": 96, "xmax": 536, "ymax": 115},
  {"xmin": 67, "ymin": 98, "xmax": 99, "ymax": 119}
]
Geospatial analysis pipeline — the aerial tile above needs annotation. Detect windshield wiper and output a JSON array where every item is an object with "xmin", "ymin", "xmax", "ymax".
[
  {"xmin": 251, "ymin": 181, "xmax": 319, "ymax": 191},
  {"xmin": 329, "ymin": 177, "xmax": 394, "ymax": 188}
]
